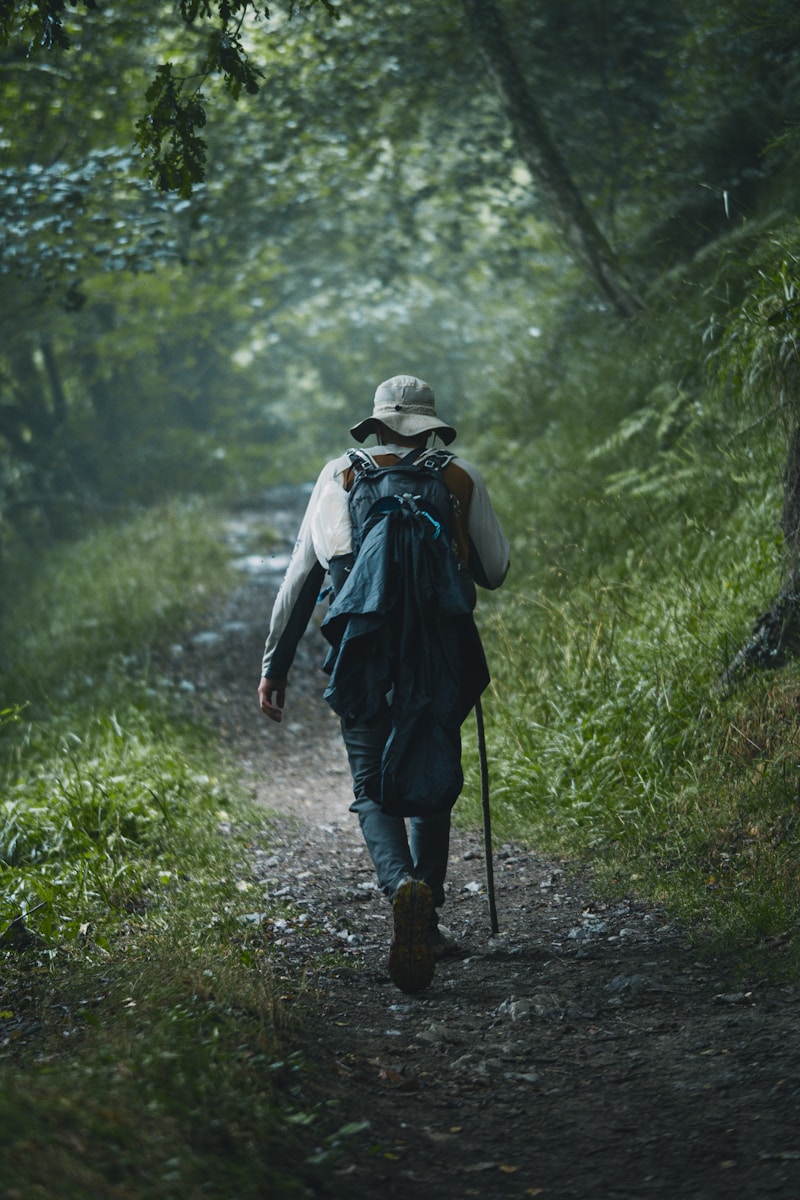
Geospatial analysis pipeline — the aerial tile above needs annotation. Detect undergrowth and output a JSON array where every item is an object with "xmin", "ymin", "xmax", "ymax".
[
  {"xmin": 461, "ymin": 217, "xmax": 800, "ymax": 974},
  {"xmin": 0, "ymin": 500, "xmax": 338, "ymax": 1198},
  {"xmin": 0, "ymin": 498, "xmax": 231, "ymax": 706}
]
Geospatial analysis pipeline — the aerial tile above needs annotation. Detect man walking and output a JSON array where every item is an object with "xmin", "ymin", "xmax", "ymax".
[{"xmin": 258, "ymin": 375, "xmax": 509, "ymax": 992}]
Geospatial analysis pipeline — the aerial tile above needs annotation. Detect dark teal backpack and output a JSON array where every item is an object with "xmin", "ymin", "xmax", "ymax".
[{"xmin": 346, "ymin": 446, "xmax": 458, "ymax": 556}]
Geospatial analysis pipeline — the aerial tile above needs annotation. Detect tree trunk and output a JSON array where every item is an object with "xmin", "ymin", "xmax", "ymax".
[
  {"xmin": 717, "ymin": 425, "xmax": 800, "ymax": 692},
  {"xmin": 460, "ymin": 0, "xmax": 643, "ymax": 319},
  {"xmin": 716, "ymin": 576, "xmax": 800, "ymax": 694},
  {"xmin": 40, "ymin": 337, "xmax": 67, "ymax": 428}
]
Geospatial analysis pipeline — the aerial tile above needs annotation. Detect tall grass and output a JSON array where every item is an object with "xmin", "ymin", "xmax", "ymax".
[
  {"xmin": 461, "ymin": 229, "xmax": 800, "ymax": 970},
  {"xmin": 0, "ymin": 501, "xmax": 341, "ymax": 1197},
  {"xmin": 0, "ymin": 498, "xmax": 230, "ymax": 706},
  {"xmin": 0, "ymin": 499, "xmax": 236, "ymax": 938}
]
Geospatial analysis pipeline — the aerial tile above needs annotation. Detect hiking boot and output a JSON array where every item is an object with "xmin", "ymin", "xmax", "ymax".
[
  {"xmin": 388, "ymin": 878, "xmax": 435, "ymax": 993},
  {"xmin": 429, "ymin": 921, "xmax": 458, "ymax": 960}
]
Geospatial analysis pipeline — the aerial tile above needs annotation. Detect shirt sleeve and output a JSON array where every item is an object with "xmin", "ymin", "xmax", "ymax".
[
  {"xmin": 260, "ymin": 455, "xmax": 349, "ymax": 679},
  {"xmin": 458, "ymin": 458, "xmax": 510, "ymax": 590}
]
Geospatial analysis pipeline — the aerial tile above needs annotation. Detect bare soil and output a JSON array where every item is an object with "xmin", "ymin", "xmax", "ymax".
[{"xmin": 193, "ymin": 496, "xmax": 800, "ymax": 1200}]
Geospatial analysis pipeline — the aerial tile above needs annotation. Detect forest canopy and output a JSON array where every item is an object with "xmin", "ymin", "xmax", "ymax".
[{"xmin": 1, "ymin": 0, "xmax": 799, "ymax": 552}]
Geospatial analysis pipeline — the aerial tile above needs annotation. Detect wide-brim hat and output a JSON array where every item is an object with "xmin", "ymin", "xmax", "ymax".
[{"xmin": 350, "ymin": 374, "xmax": 457, "ymax": 445}]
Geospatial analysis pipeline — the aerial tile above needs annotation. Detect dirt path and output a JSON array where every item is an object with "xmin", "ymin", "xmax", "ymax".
[{"xmin": 191, "ymin": 494, "xmax": 800, "ymax": 1200}]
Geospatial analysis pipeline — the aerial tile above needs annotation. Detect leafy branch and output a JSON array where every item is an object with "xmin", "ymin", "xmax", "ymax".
[
  {"xmin": 0, "ymin": 0, "xmax": 98, "ymax": 51},
  {"xmin": 135, "ymin": 64, "xmax": 209, "ymax": 199},
  {"xmin": 0, "ymin": 0, "xmax": 340, "ymax": 194}
]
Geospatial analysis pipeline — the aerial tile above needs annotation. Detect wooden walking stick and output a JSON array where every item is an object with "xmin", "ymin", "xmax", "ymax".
[{"xmin": 475, "ymin": 696, "xmax": 499, "ymax": 935}]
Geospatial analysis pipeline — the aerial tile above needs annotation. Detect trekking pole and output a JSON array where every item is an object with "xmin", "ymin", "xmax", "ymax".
[{"xmin": 475, "ymin": 696, "xmax": 499, "ymax": 936}]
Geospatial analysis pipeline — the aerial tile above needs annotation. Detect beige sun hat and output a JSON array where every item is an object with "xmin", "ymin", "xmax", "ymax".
[{"xmin": 349, "ymin": 374, "xmax": 457, "ymax": 445}]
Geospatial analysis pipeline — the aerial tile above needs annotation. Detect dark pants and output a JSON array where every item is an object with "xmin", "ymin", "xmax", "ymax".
[{"xmin": 341, "ymin": 711, "xmax": 451, "ymax": 909}]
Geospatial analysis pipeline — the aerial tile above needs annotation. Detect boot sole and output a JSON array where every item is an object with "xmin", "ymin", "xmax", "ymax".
[{"xmin": 389, "ymin": 879, "xmax": 435, "ymax": 993}]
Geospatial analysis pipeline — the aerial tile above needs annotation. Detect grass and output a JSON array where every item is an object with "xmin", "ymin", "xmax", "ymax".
[
  {"xmin": 458, "ymin": 229, "xmax": 800, "ymax": 975},
  {"xmin": 0, "ymin": 498, "xmax": 232, "ymax": 706},
  {"xmin": 0, "ymin": 849, "xmax": 323, "ymax": 1199},
  {"xmin": 0, "ymin": 500, "xmax": 343, "ymax": 1198}
]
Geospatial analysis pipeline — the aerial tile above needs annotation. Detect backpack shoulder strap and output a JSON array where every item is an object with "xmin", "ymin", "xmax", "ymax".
[
  {"xmin": 348, "ymin": 446, "xmax": 455, "ymax": 472},
  {"xmin": 347, "ymin": 448, "xmax": 377, "ymax": 474},
  {"xmin": 415, "ymin": 449, "xmax": 455, "ymax": 472}
]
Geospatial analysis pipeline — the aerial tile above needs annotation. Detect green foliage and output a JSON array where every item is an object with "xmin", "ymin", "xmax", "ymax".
[
  {"xmin": 3, "ymin": 0, "xmax": 798, "ymax": 546},
  {"xmin": 0, "ymin": 498, "xmax": 233, "ymax": 943},
  {"xmin": 454, "ymin": 217, "xmax": 800, "ymax": 963},
  {"xmin": 136, "ymin": 64, "xmax": 208, "ymax": 198},
  {"xmin": 2, "ymin": 0, "xmax": 341, "ymax": 193},
  {"xmin": 711, "ymin": 219, "xmax": 800, "ymax": 416},
  {"xmin": 0, "ymin": 709, "xmax": 224, "ymax": 942},
  {"xmin": 0, "ymin": 725, "xmax": 329, "ymax": 1192},
  {"xmin": 0, "ymin": 1032, "xmax": 322, "ymax": 1198},
  {"xmin": 207, "ymin": 27, "xmax": 263, "ymax": 99},
  {"xmin": 0, "ymin": 0, "xmax": 98, "ymax": 52},
  {"xmin": 0, "ymin": 151, "xmax": 188, "ymax": 287},
  {"xmin": 0, "ymin": 705, "xmax": 24, "ymax": 732},
  {"xmin": 0, "ymin": 499, "xmax": 338, "ymax": 1196},
  {"xmin": 0, "ymin": 498, "xmax": 232, "ymax": 703}
]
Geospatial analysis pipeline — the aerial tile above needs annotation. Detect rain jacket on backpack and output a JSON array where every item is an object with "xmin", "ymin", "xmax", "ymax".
[{"xmin": 320, "ymin": 493, "xmax": 490, "ymax": 817}]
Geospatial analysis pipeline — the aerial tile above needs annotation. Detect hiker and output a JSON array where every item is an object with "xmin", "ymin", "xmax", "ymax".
[{"xmin": 258, "ymin": 375, "xmax": 509, "ymax": 992}]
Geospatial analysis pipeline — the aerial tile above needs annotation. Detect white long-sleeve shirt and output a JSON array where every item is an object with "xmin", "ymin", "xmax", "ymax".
[{"xmin": 261, "ymin": 442, "xmax": 510, "ymax": 680}]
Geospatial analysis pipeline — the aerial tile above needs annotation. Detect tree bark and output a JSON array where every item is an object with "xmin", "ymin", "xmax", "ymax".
[
  {"xmin": 460, "ymin": 0, "xmax": 644, "ymax": 319},
  {"xmin": 40, "ymin": 337, "xmax": 67, "ymax": 428},
  {"xmin": 717, "ymin": 425, "xmax": 800, "ymax": 692}
]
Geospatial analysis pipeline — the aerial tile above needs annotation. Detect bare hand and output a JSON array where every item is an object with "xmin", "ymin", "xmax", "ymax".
[{"xmin": 258, "ymin": 676, "xmax": 287, "ymax": 723}]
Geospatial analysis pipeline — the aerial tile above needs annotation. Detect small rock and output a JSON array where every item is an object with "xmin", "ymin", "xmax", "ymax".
[
  {"xmin": 605, "ymin": 974, "xmax": 647, "ymax": 996},
  {"xmin": 416, "ymin": 1022, "xmax": 452, "ymax": 1044},
  {"xmin": 237, "ymin": 912, "xmax": 269, "ymax": 925},
  {"xmin": 568, "ymin": 921, "xmax": 608, "ymax": 941},
  {"xmin": 497, "ymin": 997, "xmax": 531, "ymax": 1021},
  {"xmin": 531, "ymin": 992, "xmax": 564, "ymax": 1020}
]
